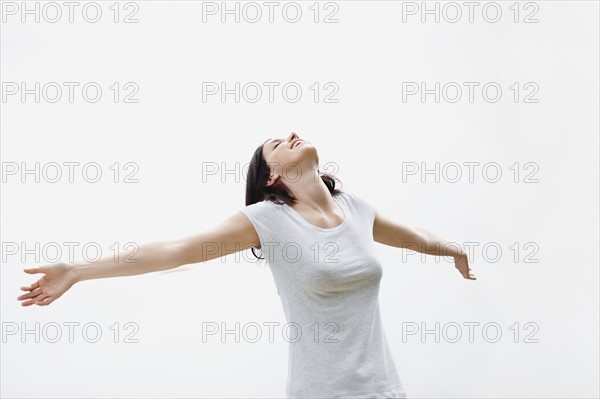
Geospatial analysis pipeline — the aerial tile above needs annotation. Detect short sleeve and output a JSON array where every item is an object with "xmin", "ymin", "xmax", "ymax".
[
  {"xmin": 238, "ymin": 201, "xmax": 276, "ymax": 250},
  {"xmin": 345, "ymin": 191, "xmax": 375, "ymax": 226}
]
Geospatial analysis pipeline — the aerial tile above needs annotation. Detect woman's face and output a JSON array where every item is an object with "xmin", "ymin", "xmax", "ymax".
[{"xmin": 262, "ymin": 132, "xmax": 316, "ymax": 187}]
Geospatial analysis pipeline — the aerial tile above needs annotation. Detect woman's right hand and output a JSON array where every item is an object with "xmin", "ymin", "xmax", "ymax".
[{"xmin": 18, "ymin": 263, "xmax": 79, "ymax": 307}]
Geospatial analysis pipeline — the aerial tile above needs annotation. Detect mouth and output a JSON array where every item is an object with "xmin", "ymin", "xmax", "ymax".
[{"xmin": 291, "ymin": 139, "xmax": 305, "ymax": 149}]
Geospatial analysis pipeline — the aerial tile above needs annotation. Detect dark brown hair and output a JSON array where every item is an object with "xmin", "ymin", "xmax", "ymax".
[{"xmin": 245, "ymin": 140, "xmax": 343, "ymax": 261}]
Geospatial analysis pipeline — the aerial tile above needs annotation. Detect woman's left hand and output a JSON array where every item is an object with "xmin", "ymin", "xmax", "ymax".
[{"xmin": 454, "ymin": 252, "xmax": 476, "ymax": 280}]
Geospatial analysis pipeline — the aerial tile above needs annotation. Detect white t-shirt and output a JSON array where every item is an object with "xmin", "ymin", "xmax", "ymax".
[{"xmin": 239, "ymin": 191, "xmax": 408, "ymax": 398}]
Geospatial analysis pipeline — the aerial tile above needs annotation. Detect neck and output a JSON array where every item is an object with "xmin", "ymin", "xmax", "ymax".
[{"xmin": 286, "ymin": 163, "xmax": 336, "ymax": 212}]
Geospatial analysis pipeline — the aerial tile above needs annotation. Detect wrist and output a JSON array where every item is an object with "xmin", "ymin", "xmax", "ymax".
[
  {"xmin": 67, "ymin": 263, "xmax": 83, "ymax": 284},
  {"xmin": 453, "ymin": 246, "xmax": 467, "ymax": 259}
]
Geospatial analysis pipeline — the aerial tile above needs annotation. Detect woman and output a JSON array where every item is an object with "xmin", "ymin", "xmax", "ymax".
[{"xmin": 18, "ymin": 132, "xmax": 476, "ymax": 398}]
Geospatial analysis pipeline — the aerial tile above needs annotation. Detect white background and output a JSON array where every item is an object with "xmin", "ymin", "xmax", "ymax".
[{"xmin": 1, "ymin": 1, "xmax": 598, "ymax": 398}]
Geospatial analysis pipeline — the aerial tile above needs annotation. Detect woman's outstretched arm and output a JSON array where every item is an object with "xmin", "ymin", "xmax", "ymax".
[
  {"xmin": 18, "ymin": 210, "xmax": 260, "ymax": 307},
  {"xmin": 373, "ymin": 209, "xmax": 476, "ymax": 280}
]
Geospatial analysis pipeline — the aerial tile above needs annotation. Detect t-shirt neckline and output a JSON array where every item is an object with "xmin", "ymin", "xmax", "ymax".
[{"xmin": 282, "ymin": 193, "xmax": 348, "ymax": 232}]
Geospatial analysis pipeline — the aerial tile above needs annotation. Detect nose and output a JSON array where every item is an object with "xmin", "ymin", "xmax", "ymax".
[{"xmin": 287, "ymin": 132, "xmax": 299, "ymax": 143}]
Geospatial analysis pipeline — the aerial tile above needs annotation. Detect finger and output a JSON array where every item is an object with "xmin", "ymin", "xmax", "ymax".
[
  {"xmin": 21, "ymin": 292, "xmax": 47, "ymax": 307},
  {"xmin": 20, "ymin": 281, "xmax": 40, "ymax": 292},
  {"xmin": 23, "ymin": 267, "xmax": 40, "ymax": 274},
  {"xmin": 463, "ymin": 272, "xmax": 476, "ymax": 280},
  {"xmin": 33, "ymin": 295, "xmax": 51, "ymax": 306},
  {"xmin": 17, "ymin": 287, "xmax": 42, "ymax": 300},
  {"xmin": 20, "ymin": 286, "xmax": 36, "ymax": 293},
  {"xmin": 32, "ymin": 294, "xmax": 51, "ymax": 306},
  {"xmin": 36, "ymin": 296, "xmax": 54, "ymax": 306}
]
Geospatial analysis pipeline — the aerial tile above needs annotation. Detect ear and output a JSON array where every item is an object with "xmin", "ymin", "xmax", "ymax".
[{"xmin": 266, "ymin": 173, "xmax": 279, "ymax": 187}]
